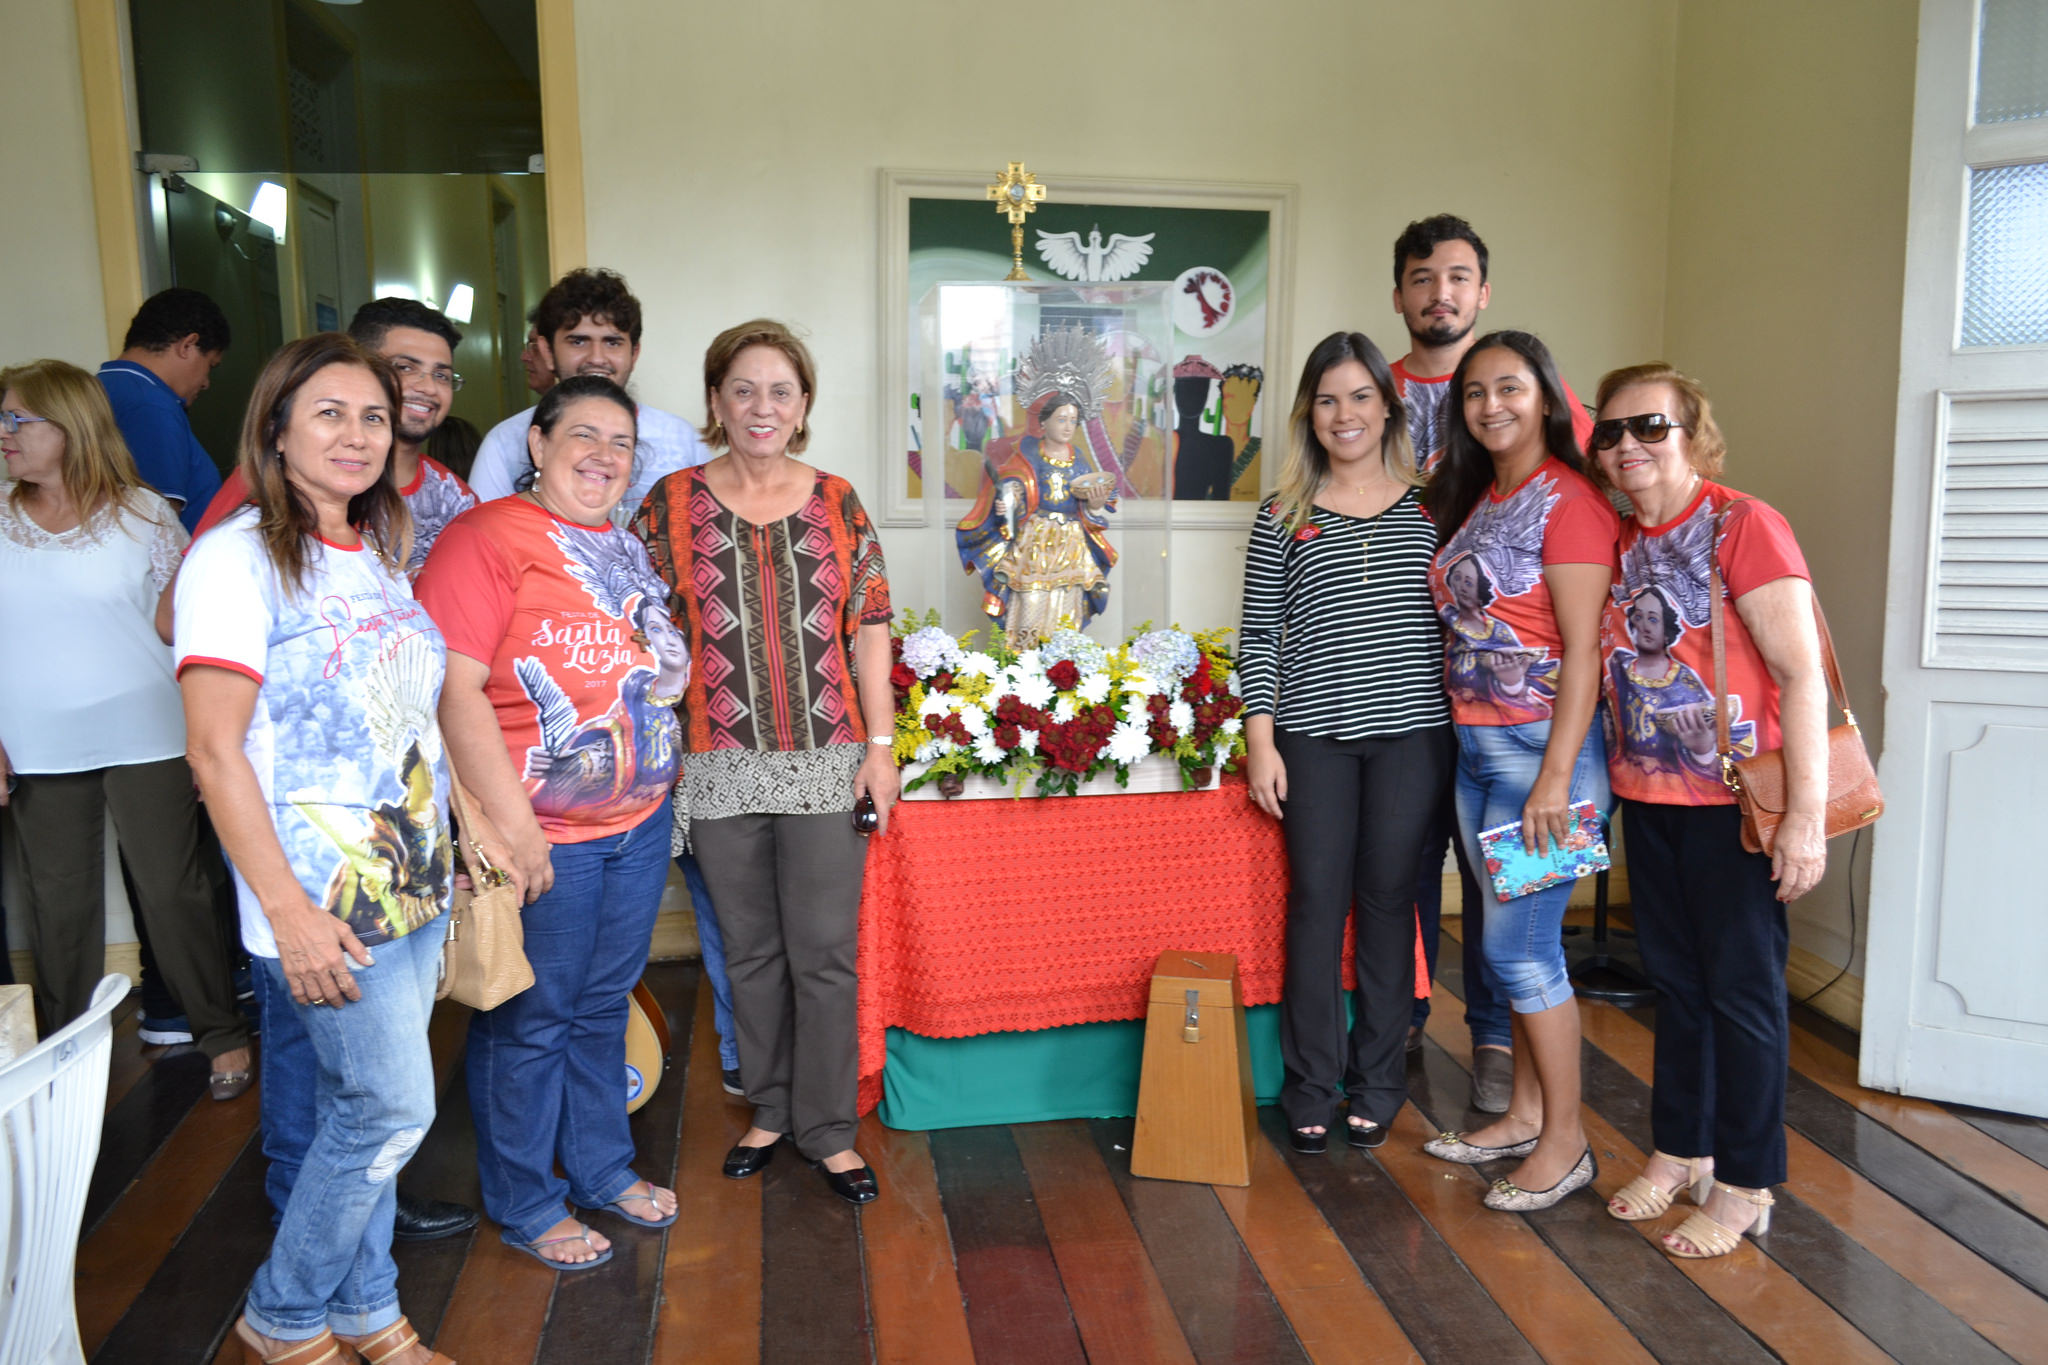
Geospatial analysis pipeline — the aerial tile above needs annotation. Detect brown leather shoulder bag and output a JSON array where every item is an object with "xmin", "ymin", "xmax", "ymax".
[{"xmin": 1707, "ymin": 505, "xmax": 1883, "ymax": 856}]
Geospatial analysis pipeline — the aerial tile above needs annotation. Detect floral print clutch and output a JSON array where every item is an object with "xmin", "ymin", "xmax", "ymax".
[{"xmin": 1477, "ymin": 800, "xmax": 1610, "ymax": 901}]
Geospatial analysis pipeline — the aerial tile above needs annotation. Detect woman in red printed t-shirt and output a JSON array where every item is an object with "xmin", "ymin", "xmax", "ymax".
[
  {"xmin": 415, "ymin": 374, "xmax": 684, "ymax": 1270},
  {"xmin": 1590, "ymin": 364, "xmax": 1826, "ymax": 1259},
  {"xmin": 1419, "ymin": 331, "xmax": 1618, "ymax": 1214}
]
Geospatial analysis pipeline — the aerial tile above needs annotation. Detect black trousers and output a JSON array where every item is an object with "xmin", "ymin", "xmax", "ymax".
[
  {"xmin": 1274, "ymin": 724, "xmax": 1454, "ymax": 1130},
  {"xmin": 1622, "ymin": 799, "xmax": 1790, "ymax": 1189}
]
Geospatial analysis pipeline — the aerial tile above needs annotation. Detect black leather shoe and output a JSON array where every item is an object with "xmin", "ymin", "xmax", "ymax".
[
  {"xmin": 723, "ymin": 1140, "xmax": 779, "ymax": 1179},
  {"xmin": 1288, "ymin": 1127, "xmax": 1329, "ymax": 1155},
  {"xmin": 393, "ymin": 1190, "xmax": 479, "ymax": 1242},
  {"xmin": 815, "ymin": 1161, "xmax": 878, "ymax": 1205},
  {"xmin": 1346, "ymin": 1118, "xmax": 1390, "ymax": 1150}
]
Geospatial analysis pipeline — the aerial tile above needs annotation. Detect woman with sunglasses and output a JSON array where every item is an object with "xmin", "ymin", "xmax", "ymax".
[
  {"xmin": 0, "ymin": 360, "xmax": 252, "ymax": 1093},
  {"xmin": 1420, "ymin": 331, "xmax": 1617, "ymax": 1212},
  {"xmin": 1589, "ymin": 364, "xmax": 1825, "ymax": 1259}
]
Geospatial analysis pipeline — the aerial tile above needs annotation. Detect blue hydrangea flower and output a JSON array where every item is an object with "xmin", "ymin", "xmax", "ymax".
[
  {"xmin": 899, "ymin": 625, "xmax": 959, "ymax": 677},
  {"xmin": 1130, "ymin": 628, "xmax": 1199, "ymax": 689},
  {"xmin": 1037, "ymin": 627, "xmax": 1109, "ymax": 676}
]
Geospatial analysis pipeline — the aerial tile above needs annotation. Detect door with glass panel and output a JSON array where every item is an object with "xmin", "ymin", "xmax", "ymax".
[{"xmin": 1865, "ymin": 0, "xmax": 2048, "ymax": 1113}]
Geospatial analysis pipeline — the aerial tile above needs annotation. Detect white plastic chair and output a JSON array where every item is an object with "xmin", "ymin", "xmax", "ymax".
[{"xmin": 0, "ymin": 974, "xmax": 126, "ymax": 1365}]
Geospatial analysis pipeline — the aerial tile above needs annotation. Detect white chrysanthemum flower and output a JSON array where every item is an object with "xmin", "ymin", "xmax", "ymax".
[
  {"xmin": 1077, "ymin": 672, "xmax": 1112, "ymax": 706},
  {"xmin": 1121, "ymin": 694, "xmax": 1149, "ymax": 724},
  {"xmin": 1014, "ymin": 649, "xmax": 1043, "ymax": 675},
  {"xmin": 918, "ymin": 688, "xmax": 951, "ymax": 718},
  {"xmin": 1013, "ymin": 675, "xmax": 1055, "ymax": 710},
  {"xmin": 973, "ymin": 734, "xmax": 1004, "ymax": 764},
  {"xmin": 1124, "ymin": 671, "xmax": 1159, "ymax": 698},
  {"xmin": 1106, "ymin": 721, "xmax": 1152, "ymax": 765},
  {"xmin": 1052, "ymin": 696, "xmax": 1077, "ymax": 723},
  {"xmin": 1221, "ymin": 716, "xmax": 1243, "ymax": 736},
  {"xmin": 957, "ymin": 650, "xmax": 999, "ymax": 679},
  {"xmin": 1016, "ymin": 727, "xmax": 1040, "ymax": 755},
  {"xmin": 957, "ymin": 703, "xmax": 990, "ymax": 737},
  {"xmin": 914, "ymin": 738, "xmax": 944, "ymax": 763},
  {"xmin": 1169, "ymin": 699, "xmax": 1195, "ymax": 733},
  {"xmin": 1225, "ymin": 669, "xmax": 1241, "ymax": 693}
]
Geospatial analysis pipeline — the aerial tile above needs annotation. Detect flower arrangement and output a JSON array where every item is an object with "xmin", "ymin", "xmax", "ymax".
[{"xmin": 888, "ymin": 613, "xmax": 1246, "ymax": 798}]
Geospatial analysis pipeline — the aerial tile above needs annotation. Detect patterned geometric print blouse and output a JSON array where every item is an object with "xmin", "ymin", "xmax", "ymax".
[{"xmin": 633, "ymin": 466, "xmax": 892, "ymax": 755}]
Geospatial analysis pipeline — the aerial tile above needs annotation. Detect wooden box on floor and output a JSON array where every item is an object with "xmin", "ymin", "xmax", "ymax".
[{"xmin": 1130, "ymin": 951, "xmax": 1257, "ymax": 1187}]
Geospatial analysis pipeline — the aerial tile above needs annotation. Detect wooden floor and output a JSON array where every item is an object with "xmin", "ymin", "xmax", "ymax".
[{"xmin": 76, "ymin": 924, "xmax": 2048, "ymax": 1365}]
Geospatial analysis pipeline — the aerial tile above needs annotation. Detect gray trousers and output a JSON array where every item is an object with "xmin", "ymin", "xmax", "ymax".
[
  {"xmin": 690, "ymin": 810, "xmax": 866, "ymax": 1160},
  {"xmin": 10, "ymin": 757, "xmax": 249, "ymax": 1057}
]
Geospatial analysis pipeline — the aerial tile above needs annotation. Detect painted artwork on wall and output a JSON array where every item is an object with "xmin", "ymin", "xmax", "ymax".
[{"xmin": 905, "ymin": 196, "xmax": 1273, "ymax": 506}]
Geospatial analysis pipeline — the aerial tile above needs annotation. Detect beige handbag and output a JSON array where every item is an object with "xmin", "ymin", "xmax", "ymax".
[{"xmin": 437, "ymin": 781, "xmax": 534, "ymax": 1009}]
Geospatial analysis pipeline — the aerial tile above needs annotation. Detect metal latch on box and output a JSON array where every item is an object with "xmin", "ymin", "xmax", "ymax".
[{"xmin": 1183, "ymin": 989, "xmax": 1201, "ymax": 1043}]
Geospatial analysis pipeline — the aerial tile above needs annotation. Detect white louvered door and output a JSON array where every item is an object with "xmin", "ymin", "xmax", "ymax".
[{"xmin": 1864, "ymin": 0, "xmax": 2048, "ymax": 1113}]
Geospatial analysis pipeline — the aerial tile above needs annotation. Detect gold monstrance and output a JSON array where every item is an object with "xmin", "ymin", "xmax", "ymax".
[{"xmin": 986, "ymin": 161, "xmax": 1046, "ymax": 281}]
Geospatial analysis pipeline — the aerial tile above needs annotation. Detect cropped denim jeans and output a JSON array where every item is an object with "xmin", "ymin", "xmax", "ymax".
[
  {"xmin": 1452, "ymin": 718, "xmax": 1610, "ymax": 1015},
  {"xmin": 242, "ymin": 912, "xmax": 447, "ymax": 1342},
  {"xmin": 469, "ymin": 796, "xmax": 672, "ymax": 1247}
]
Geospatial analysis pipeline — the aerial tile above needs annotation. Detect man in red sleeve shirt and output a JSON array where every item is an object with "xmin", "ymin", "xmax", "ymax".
[{"xmin": 1388, "ymin": 213, "xmax": 1597, "ymax": 1110}]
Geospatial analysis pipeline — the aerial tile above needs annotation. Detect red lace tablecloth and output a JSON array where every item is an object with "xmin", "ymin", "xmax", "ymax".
[{"xmin": 856, "ymin": 776, "xmax": 1418, "ymax": 1114}]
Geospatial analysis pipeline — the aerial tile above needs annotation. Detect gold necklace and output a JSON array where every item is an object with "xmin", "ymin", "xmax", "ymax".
[{"xmin": 1338, "ymin": 495, "xmax": 1396, "ymax": 584}]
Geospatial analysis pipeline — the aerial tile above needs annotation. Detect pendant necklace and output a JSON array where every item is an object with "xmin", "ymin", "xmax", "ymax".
[{"xmin": 1342, "ymin": 502, "xmax": 1385, "ymax": 584}]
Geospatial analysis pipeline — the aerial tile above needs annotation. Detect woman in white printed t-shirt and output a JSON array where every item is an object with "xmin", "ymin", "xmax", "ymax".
[
  {"xmin": 0, "ymin": 358, "xmax": 251, "ymax": 1094},
  {"xmin": 177, "ymin": 334, "xmax": 473, "ymax": 1365}
]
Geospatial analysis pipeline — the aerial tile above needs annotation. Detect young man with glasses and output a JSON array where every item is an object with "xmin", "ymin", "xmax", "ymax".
[
  {"xmin": 191, "ymin": 298, "xmax": 478, "ymax": 576},
  {"xmin": 468, "ymin": 268, "xmax": 711, "ymax": 526},
  {"xmin": 1386, "ymin": 214, "xmax": 1597, "ymax": 1111}
]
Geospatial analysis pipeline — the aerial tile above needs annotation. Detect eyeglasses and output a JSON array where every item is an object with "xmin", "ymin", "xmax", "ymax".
[
  {"xmin": 0, "ymin": 411, "xmax": 50, "ymax": 435},
  {"xmin": 1590, "ymin": 413, "xmax": 1687, "ymax": 450},
  {"xmin": 389, "ymin": 358, "xmax": 464, "ymax": 391}
]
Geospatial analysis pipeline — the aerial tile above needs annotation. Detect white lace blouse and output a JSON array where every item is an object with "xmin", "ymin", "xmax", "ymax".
[{"xmin": 0, "ymin": 484, "xmax": 190, "ymax": 773}]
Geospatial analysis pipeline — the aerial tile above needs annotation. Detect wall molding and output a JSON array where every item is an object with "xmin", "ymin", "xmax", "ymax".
[
  {"xmin": 536, "ymin": 0, "xmax": 585, "ymax": 274},
  {"xmin": 73, "ymin": 0, "xmax": 144, "ymax": 353}
]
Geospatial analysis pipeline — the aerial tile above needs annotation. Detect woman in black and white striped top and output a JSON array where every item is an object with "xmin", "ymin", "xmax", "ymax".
[{"xmin": 1239, "ymin": 331, "xmax": 1455, "ymax": 1155}]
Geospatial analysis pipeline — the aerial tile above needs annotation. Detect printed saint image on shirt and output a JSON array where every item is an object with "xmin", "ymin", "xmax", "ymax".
[
  {"xmin": 1604, "ymin": 505, "xmax": 1756, "ymax": 803},
  {"xmin": 511, "ymin": 522, "xmax": 685, "ymax": 821},
  {"xmin": 1437, "ymin": 469, "xmax": 1568, "ymax": 724}
]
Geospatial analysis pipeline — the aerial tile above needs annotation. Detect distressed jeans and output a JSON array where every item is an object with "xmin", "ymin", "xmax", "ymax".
[{"xmin": 242, "ymin": 912, "xmax": 447, "ymax": 1341}]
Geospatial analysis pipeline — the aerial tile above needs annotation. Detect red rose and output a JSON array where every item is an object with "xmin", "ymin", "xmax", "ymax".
[
  {"xmin": 891, "ymin": 662, "xmax": 918, "ymax": 689},
  {"xmin": 1046, "ymin": 660, "xmax": 1081, "ymax": 691}
]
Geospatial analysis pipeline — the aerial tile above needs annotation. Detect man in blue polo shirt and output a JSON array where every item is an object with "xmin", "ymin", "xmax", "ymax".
[{"xmin": 98, "ymin": 288, "xmax": 230, "ymax": 534}]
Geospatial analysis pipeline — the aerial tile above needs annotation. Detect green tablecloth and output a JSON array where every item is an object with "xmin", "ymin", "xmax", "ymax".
[{"xmin": 877, "ymin": 1004, "xmax": 1288, "ymax": 1130}]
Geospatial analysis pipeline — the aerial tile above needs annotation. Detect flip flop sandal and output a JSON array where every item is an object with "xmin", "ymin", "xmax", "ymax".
[
  {"xmin": 600, "ymin": 1184, "xmax": 678, "ymax": 1229},
  {"xmin": 336, "ymin": 1316, "xmax": 454, "ymax": 1364},
  {"xmin": 506, "ymin": 1224, "xmax": 613, "ymax": 1270}
]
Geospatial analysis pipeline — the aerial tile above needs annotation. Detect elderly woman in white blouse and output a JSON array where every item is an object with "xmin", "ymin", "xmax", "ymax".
[{"xmin": 0, "ymin": 359, "xmax": 250, "ymax": 1096}]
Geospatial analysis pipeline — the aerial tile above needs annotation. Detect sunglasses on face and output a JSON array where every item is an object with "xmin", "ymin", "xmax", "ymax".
[{"xmin": 1591, "ymin": 413, "xmax": 1687, "ymax": 450}]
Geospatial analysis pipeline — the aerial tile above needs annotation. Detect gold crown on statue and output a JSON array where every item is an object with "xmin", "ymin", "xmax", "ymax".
[{"xmin": 1014, "ymin": 326, "xmax": 1111, "ymax": 421}]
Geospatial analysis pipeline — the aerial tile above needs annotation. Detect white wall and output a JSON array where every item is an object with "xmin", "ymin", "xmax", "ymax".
[
  {"xmin": 0, "ymin": 0, "xmax": 110, "ymax": 367},
  {"xmin": 571, "ymin": 0, "xmax": 1681, "ymax": 627}
]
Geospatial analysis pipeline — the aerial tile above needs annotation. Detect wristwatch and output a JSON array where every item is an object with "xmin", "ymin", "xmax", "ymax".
[{"xmin": 868, "ymin": 734, "xmax": 893, "ymax": 746}]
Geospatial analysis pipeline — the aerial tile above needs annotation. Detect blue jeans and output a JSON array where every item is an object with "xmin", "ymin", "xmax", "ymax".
[
  {"xmin": 677, "ymin": 851, "xmax": 738, "ymax": 1071},
  {"xmin": 242, "ymin": 913, "xmax": 447, "ymax": 1342},
  {"xmin": 1410, "ymin": 793, "xmax": 1514, "ymax": 1048},
  {"xmin": 469, "ymin": 797, "xmax": 672, "ymax": 1246},
  {"xmin": 1453, "ymin": 719, "xmax": 1610, "ymax": 1014},
  {"xmin": 254, "ymin": 964, "xmax": 314, "ymax": 1223}
]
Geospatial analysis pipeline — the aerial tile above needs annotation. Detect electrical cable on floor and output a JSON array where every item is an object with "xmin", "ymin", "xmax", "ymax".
[{"xmin": 1794, "ymin": 826, "xmax": 1862, "ymax": 1008}]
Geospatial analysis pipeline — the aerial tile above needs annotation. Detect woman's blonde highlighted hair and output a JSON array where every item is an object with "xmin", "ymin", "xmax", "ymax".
[
  {"xmin": 1271, "ymin": 331, "xmax": 1419, "ymax": 532},
  {"xmin": 0, "ymin": 359, "xmax": 153, "ymax": 524}
]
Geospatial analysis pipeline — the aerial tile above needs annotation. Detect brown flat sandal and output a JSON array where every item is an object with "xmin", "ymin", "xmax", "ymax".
[
  {"xmin": 336, "ymin": 1316, "xmax": 454, "ymax": 1364},
  {"xmin": 233, "ymin": 1317, "xmax": 350, "ymax": 1365}
]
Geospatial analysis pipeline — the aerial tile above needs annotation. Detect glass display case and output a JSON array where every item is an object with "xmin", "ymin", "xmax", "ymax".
[{"xmin": 915, "ymin": 280, "xmax": 1175, "ymax": 645}]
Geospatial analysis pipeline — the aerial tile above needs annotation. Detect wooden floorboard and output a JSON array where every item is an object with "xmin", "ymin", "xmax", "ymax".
[
  {"xmin": 1015, "ymin": 1120, "xmax": 1197, "ymax": 1365},
  {"xmin": 1213, "ymin": 1131, "xmax": 1421, "ymax": 1365},
  {"xmin": 930, "ymin": 1124, "xmax": 1086, "ymax": 1365},
  {"xmin": 76, "ymin": 912, "xmax": 2048, "ymax": 1365},
  {"xmin": 534, "ymin": 962, "xmax": 698, "ymax": 1365},
  {"xmin": 649, "ymin": 980, "xmax": 760, "ymax": 1365},
  {"xmin": 101, "ymin": 1002, "xmax": 151, "ymax": 1114},
  {"xmin": 1090, "ymin": 1117, "xmax": 1310, "ymax": 1365},
  {"xmin": 858, "ymin": 1114, "xmax": 976, "ymax": 1365},
  {"xmin": 1580, "ymin": 999, "xmax": 2048, "ymax": 1364}
]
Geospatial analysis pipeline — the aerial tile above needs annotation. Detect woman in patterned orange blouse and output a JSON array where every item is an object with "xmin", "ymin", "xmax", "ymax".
[{"xmin": 632, "ymin": 319, "xmax": 896, "ymax": 1205}]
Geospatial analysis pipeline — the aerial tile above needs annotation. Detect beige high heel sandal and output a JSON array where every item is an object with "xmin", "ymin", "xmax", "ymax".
[
  {"xmin": 1663, "ymin": 1184, "xmax": 1774, "ymax": 1258},
  {"xmin": 1607, "ymin": 1151, "xmax": 1714, "ymax": 1222}
]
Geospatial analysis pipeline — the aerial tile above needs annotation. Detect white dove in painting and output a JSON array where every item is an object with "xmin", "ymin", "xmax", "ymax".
[{"xmin": 1035, "ymin": 226, "xmax": 1156, "ymax": 282}]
